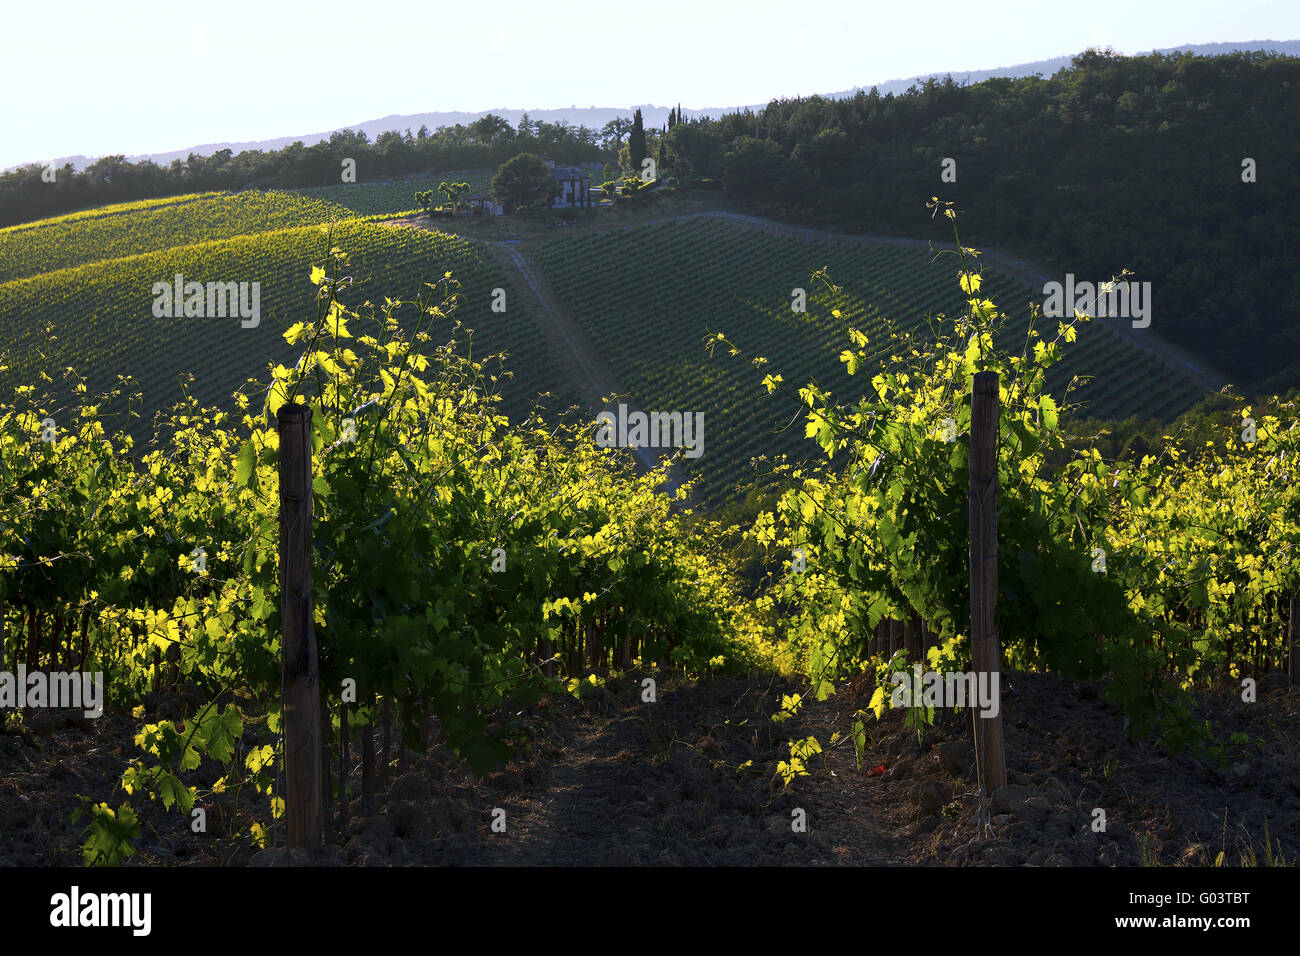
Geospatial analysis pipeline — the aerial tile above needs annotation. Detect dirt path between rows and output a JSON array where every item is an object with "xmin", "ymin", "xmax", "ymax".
[
  {"xmin": 490, "ymin": 243, "xmax": 683, "ymax": 494},
  {"xmin": 3, "ymin": 667, "xmax": 1296, "ymax": 867},
  {"xmin": 267, "ymin": 668, "xmax": 1298, "ymax": 868}
]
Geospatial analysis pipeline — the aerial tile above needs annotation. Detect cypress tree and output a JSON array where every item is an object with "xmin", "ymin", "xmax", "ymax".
[{"xmin": 629, "ymin": 109, "xmax": 647, "ymax": 172}]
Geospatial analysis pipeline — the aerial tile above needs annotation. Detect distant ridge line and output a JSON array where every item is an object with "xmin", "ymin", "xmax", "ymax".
[{"xmin": 13, "ymin": 39, "xmax": 1297, "ymax": 173}]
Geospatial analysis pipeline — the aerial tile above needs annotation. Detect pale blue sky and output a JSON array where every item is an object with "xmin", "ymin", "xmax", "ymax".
[{"xmin": 5, "ymin": 0, "xmax": 1297, "ymax": 168}]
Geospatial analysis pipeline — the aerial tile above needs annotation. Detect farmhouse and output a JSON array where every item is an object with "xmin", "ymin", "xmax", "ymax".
[
  {"xmin": 548, "ymin": 163, "xmax": 591, "ymax": 209},
  {"xmin": 469, "ymin": 192, "xmax": 504, "ymax": 216}
]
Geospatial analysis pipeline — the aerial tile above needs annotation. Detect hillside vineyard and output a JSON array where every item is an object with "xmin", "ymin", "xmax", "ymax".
[{"xmin": 0, "ymin": 42, "xmax": 1296, "ymax": 899}]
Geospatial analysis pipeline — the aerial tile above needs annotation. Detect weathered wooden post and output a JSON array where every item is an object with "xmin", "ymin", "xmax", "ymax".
[
  {"xmin": 1289, "ymin": 592, "xmax": 1298, "ymax": 687},
  {"xmin": 321, "ymin": 704, "xmax": 332, "ymax": 831},
  {"xmin": 279, "ymin": 403, "xmax": 322, "ymax": 850},
  {"xmin": 361, "ymin": 707, "xmax": 376, "ymax": 815},
  {"xmin": 907, "ymin": 610, "xmax": 924, "ymax": 663},
  {"xmin": 969, "ymin": 372, "xmax": 1007, "ymax": 825},
  {"xmin": 338, "ymin": 703, "xmax": 350, "ymax": 829},
  {"xmin": 381, "ymin": 698, "xmax": 392, "ymax": 789}
]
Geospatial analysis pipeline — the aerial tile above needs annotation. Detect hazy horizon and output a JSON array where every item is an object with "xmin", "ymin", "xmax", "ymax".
[{"xmin": 5, "ymin": 0, "xmax": 1299, "ymax": 169}]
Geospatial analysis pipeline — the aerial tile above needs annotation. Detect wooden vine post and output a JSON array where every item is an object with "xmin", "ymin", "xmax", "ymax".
[
  {"xmin": 969, "ymin": 372, "xmax": 1007, "ymax": 817},
  {"xmin": 279, "ymin": 403, "xmax": 322, "ymax": 850},
  {"xmin": 1289, "ymin": 592, "xmax": 1298, "ymax": 687}
]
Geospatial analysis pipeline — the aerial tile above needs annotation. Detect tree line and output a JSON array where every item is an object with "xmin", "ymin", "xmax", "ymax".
[{"xmin": 0, "ymin": 115, "xmax": 611, "ymax": 228}]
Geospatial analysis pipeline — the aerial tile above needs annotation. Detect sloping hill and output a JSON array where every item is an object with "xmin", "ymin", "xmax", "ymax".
[
  {"xmin": 533, "ymin": 216, "xmax": 1210, "ymax": 500},
  {"xmin": 0, "ymin": 221, "xmax": 561, "ymax": 433},
  {"xmin": 0, "ymin": 191, "xmax": 357, "ymax": 283},
  {"xmin": 1, "ymin": 191, "xmax": 1219, "ymax": 505}
]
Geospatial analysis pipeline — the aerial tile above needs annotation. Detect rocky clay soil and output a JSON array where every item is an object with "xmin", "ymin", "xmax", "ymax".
[{"xmin": 2, "ymin": 667, "xmax": 1297, "ymax": 867}]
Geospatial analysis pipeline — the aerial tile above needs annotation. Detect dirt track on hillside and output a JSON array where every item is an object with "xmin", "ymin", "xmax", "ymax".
[
  {"xmin": 396, "ymin": 204, "xmax": 1227, "ymax": 399},
  {"xmin": 489, "ymin": 244, "xmax": 684, "ymax": 493}
]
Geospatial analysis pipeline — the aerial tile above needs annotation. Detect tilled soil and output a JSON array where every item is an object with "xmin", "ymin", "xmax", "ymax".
[{"xmin": 2, "ymin": 668, "xmax": 1297, "ymax": 866}]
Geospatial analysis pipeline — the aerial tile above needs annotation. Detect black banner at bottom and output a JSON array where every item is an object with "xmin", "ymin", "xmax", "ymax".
[{"xmin": 2, "ymin": 864, "xmax": 1283, "ymax": 942}]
